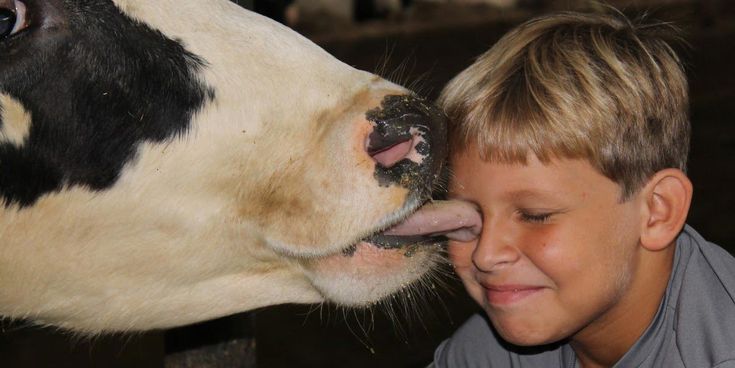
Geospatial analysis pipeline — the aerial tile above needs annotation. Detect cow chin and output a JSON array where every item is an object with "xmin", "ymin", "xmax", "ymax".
[{"xmin": 302, "ymin": 241, "xmax": 443, "ymax": 306}]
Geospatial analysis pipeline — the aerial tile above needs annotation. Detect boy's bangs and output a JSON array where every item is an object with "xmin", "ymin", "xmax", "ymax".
[{"xmin": 455, "ymin": 74, "xmax": 595, "ymax": 165}]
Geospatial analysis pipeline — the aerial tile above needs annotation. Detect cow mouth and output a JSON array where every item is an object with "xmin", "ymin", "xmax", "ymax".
[{"xmin": 346, "ymin": 199, "xmax": 482, "ymax": 256}]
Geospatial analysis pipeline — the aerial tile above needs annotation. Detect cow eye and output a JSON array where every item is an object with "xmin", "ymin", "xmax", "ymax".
[
  {"xmin": 0, "ymin": 0, "xmax": 28, "ymax": 39},
  {"xmin": 0, "ymin": 9, "xmax": 15, "ymax": 38}
]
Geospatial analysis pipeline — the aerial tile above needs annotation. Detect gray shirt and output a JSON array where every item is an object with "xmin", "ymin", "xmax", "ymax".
[{"xmin": 432, "ymin": 225, "xmax": 735, "ymax": 367}]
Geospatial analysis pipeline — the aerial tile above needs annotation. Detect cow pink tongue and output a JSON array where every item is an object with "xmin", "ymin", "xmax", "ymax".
[{"xmin": 383, "ymin": 200, "xmax": 482, "ymax": 241}]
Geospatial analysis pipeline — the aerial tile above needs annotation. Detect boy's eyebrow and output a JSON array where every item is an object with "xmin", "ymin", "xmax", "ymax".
[
  {"xmin": 447, "ymin": 187, "xmax": 569, "ymax": 203},
  {"xmin": 503, "ymin": 189, "xmax": 567, "ymax": 203}
]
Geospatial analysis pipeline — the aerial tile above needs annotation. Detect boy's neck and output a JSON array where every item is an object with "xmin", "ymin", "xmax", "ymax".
[{"xmin": 570, "ymin": 243, "xmax": 677, "ymax": 368}]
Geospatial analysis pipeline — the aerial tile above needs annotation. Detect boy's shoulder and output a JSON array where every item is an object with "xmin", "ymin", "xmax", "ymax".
[
  {"xmin": 673, "ymin": 226, "xmax": 735, "ymax": 367},
  {"xmin": 675, "ymin": 225, "xmax": 735, "ymax": 305},
  {"xmin": 432, "ymin": 313, "xmax": 574, "ymax": 367}
]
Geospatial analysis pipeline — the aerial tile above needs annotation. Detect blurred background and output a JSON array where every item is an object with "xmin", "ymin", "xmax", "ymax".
[{"xmin": 2, "ymin": 0, "xmax": 733, "ymax": 367}]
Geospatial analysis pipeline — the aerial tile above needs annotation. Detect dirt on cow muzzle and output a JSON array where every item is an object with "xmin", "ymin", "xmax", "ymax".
[{"xmin": 366, "ymin": 94, "xmax": 448, "ymax": 197}]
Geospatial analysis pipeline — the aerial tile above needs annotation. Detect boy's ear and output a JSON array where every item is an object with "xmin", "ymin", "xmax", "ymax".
[{"xmin": 639, "ymin": 169, "xmax": 693, "ymax": 251}]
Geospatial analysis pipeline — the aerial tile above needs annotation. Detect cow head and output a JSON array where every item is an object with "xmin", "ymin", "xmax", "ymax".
[{"xmin": 0, "ymin": 0, "xmax": 480, "ymax": 332}]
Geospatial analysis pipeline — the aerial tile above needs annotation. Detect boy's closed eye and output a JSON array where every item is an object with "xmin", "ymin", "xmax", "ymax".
[
  {"xmin": 518, "ymin": 211, "xmax": 553, "ymax": 224},
  {"xmin": 516, "ymin": 209, "xmax": 567, "ymax": 224}
]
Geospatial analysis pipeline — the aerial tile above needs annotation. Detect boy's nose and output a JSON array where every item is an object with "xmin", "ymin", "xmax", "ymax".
[{"xmin": 472, "ymin": 220, "xmax": 521, "ymax": 272}]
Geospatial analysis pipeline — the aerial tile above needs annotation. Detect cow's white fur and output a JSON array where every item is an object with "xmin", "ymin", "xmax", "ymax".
[
  {"xmin": 0, "ymin": 93, "xmax": 32, "ymax": 147},
  {"xmin": 0, "ymin": 0, "xmax": 441, "ymax": 332}
]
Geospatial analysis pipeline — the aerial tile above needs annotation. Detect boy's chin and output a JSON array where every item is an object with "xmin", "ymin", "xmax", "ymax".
[
  {"xmin": 498, "ymin": 330, "xmax": 563, "ymax": 347},
  {"xmin": 488, "ymin": 313, "xmax": 567, "ymax": 347}
]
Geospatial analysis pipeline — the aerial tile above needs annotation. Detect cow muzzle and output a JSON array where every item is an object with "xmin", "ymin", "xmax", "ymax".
[
  {"xmin": 357, "ymin": 94, "xmax": 481, "ymax": 252},
  {"xmin": 365, "ymin": 94, "xmax": 447, "ymax": 196}
]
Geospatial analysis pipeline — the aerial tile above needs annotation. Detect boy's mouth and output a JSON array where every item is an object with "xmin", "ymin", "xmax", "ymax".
[{"xmin": 483, "ymin": 284, "xmax": 547, "ymax": 305}]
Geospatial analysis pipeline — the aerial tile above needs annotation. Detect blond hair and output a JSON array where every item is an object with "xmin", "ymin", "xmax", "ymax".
[{"xmin": 440, "ymin": 10, "xmax": 690, "ymax": 198}]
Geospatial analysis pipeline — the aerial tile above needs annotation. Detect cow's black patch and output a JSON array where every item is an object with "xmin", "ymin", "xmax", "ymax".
[{"xmin": 0, "ymin": 0, "xmax": 214, "ymax": 207}]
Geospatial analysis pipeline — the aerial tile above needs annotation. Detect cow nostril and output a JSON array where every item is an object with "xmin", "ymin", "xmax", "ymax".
[{"xmin": 369, "ymin": 137, "xmax": 413, "ymax": 168}]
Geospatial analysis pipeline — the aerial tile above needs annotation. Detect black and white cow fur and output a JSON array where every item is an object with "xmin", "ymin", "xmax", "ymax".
[{"xmin": 0, "ymin": 0, "xmax": 480, "ymax": 333}]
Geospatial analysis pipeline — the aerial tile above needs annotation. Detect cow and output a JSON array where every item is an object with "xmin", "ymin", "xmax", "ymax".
[{"xmin": 0, "ymin": 0, "xmax": 481, "ymax": 333}]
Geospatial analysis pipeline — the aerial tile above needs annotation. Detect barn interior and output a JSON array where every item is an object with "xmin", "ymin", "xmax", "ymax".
[{"xmin": 2, "ymin": 0, "xmax": 734, "ymax": 367}]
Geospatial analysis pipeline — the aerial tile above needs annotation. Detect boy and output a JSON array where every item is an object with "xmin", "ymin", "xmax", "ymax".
[{"xmin": 431, "ymin": 10, "xmax": 735, "ymax": 368}]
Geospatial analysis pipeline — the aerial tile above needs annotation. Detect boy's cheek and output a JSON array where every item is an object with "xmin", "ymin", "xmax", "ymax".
[
  {"xmin": 449, "ymin": 240, "xmax": 486, "ymax": 305},
  {"xmin": 448, "ymin": 240, "xmax": 475, "ymax": 271}
]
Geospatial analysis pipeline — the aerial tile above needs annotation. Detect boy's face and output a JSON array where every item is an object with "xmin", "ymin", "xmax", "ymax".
[{"xmin": 449, "ymin": 147, "xmax": 647, "ymax": 346}]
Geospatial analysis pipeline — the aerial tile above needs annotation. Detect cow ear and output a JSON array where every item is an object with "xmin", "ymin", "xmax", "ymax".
[{"xmin": 639, "ymin": 168, "xmax": 692, "ymax": 251}]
